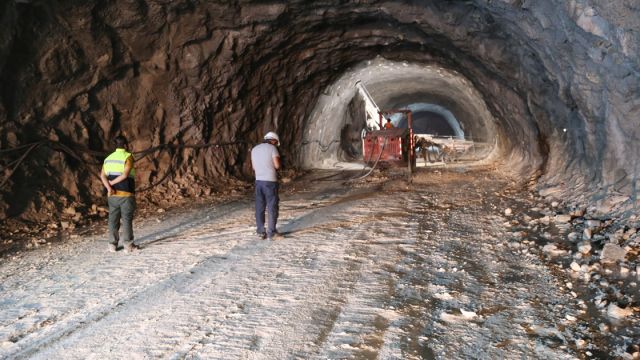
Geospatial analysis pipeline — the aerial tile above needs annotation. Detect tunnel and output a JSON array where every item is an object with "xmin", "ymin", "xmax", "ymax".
[
  {"xmin": 0, "ymin": 1, "xmax": 638, "ymax": 223},
  {"xmin": 1, "ymin": 1, "xmax": 640, "ymax": 358}
]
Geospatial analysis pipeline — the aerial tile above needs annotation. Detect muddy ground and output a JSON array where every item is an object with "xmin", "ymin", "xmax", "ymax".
[{"xmin": 0, "ymin": 165, "xmax": 637, "ymax": 359}]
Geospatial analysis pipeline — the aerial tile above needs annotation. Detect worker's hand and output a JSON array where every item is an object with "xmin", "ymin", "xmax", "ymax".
[{"xmin": 106, "ymin": 187, "xmax": 113, "ymax": 196}]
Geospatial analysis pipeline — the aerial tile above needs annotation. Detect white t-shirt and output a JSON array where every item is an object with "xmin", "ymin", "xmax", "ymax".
[{"xmin": 251, "ymin": 142, "xmax": 280, "ymax": 182}]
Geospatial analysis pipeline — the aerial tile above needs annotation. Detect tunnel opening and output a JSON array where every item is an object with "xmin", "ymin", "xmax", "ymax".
[
  {"xmin": 301, "ymin": 57, "xmax": 502, "ymax": 169},
  {"xmin": 390, "ymin": 103, "xmax": 465, "ymax": 140},
  {"xmin": 400, "ymin": 110, "xmax": 456, "ymax": 137}
]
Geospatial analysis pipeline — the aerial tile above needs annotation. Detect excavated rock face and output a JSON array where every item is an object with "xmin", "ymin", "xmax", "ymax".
[{"xmin": 0, "ymin": 0, "xmax": 638, "ymax": 221}]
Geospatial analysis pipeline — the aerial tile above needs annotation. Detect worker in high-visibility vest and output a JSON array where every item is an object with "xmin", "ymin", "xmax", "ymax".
[
  {"xmin": 100, "ymin": 135, "xmax": 139, "ymax": 253},
  {"xmin": 384, "ymin": 118, "xmax": 394, "ymax": 129}
]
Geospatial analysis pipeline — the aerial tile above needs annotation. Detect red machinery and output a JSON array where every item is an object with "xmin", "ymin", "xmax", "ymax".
[{"xmin": 362, "ymin": 109, "xmax": 415, "ymax": 173}]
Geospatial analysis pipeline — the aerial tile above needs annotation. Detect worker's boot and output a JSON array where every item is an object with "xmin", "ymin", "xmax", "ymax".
[
  {"xmin": 125, "ymin": 243, "xmax": 140, "ymax": 253},
  {"xmin": 269, "ymin": 231, "xmax": 284, "ymax": 240}
]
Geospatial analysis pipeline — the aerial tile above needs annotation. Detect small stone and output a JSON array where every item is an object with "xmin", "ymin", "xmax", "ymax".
[
  {"xmin": 63, "ymin": 206, "xmax": 77, "ymax": 215},
  {"xmin": 565, "ymin": 314, "xmax": 577, "ymax": 321},
  {"xmin": 583, "ymin": 228, "xmax": 593, "ymax": 240},
  {"xmin": 551, "ymin": 201, "xmax": 559, "ymax": 207},
  {"xmin": 575, "ymin": 339, "xmax": 587, "ymax": 349},
  {"xmin": 555, "ymin": 214, "xmax": 572, "ymax": 223},
  {"xmin": 570, "ymin": 208, "xmax": 585, "ymax": 217},
  {"xmin": 568, "ymin": 232, "xmax": 580, "ymax": 242},
  {"xmin": 566, "ymin": 282, "xmax": 573, "ymax": 289},
  {"xmin": 504, "ymin": 208, "xmax": 512, "ymax": 216},
  {"xmin": 607, "ymin": 304, "xmax": 633, "ymax": 319},
  {"xmin": 585, "ymin": 219, "xmax": 602, "ymax": 228},
  {"xmin": 578, "ymin": 242, "xmax": 592, "ymax": 254},
  {"xmin": 157, "ymin": 208, "xmax": 165, "ymax": 213},
  {"xmin": 623, "ymin": 228, "xmax": 637, "ymax": 240},
  {"xmin": 60, "ymin": 221, "xmax": 70, "ymax": 229},
  {"xmin": 598, "ymin": 323, "xmax": 609, "ymax": 332},
  {"xmin": 570, "ymin": 262, "xmax": 581, "ymax": 272},
  {"xmin": 600, "ymin": 243, "xmax": 627, "ymax": 263},
  {"xmin": 595, "ymin": 298, "xmax": 607, "ymax": 308},
  {"xmin": 543, "ymin": 244, "xmax": 567, "ymax": 256}
]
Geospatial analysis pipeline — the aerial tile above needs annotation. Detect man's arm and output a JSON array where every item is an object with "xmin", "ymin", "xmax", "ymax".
[
  {"xmin": 272, "ymin": 155, "xmax": 281, "ymax": 170},
  {"xmin": 100, "ymin": 167, "xmax": 113, "ymax": 196},
  {"xmin": 108, "ymin": 156, "xmax": 133, "ymax": 186}
]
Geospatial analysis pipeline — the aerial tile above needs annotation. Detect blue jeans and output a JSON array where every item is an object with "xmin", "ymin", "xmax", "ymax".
[{"xmin": 255, "ymin": 181, "xmax": 279, "ymax": 236}]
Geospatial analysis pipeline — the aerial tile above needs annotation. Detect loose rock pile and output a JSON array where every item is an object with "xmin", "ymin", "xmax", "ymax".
[{"xmin": 503, "ymin": 188, "xmax": 639, "ymax": 358}]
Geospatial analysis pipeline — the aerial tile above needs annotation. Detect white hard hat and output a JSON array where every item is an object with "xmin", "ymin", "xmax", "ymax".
[{"xmin": 264, "ymin": 131, "xmax": 280, "ymax": 145}]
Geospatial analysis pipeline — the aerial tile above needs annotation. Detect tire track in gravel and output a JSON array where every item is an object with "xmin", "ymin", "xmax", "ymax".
[
  {"xmin": 371, "ymin": 172, "xmax": 581, "ymax": 359},
  {"xmin": 27, "ymin": 193, "xmax": 391, "ymax": 359},
  {"xmin": 0, "ymin": 179, "xmax": 384, "ymax": 359},
  {"xmin": 0, "ymin": 201, "xmax": 281, "ymax": 356},
  {"xmin": 1, "ymin": 168, "xmax": 586, "ymax": 359}
]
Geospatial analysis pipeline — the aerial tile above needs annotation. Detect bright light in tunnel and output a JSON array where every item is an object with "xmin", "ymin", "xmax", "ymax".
[
  {"xmin": 300, "ymin": 57, "xmax": 500, "ymax": 169},
  {"xmin": 389, "ymin": 103, "xmax": 464, "ymax": 139}
]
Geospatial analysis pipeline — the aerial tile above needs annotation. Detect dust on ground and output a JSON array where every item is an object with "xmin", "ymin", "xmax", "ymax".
[{"xmin": 0, "ymin": 165, "xmax": 637, "ymax": 359}]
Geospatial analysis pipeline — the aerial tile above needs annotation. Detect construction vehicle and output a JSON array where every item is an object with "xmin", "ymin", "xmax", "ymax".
[{"xmin": 356, "ymin": 82, "xmax": 416, "ymax": 174}]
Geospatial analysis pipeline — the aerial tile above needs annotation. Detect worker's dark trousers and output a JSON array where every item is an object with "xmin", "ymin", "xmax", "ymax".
[
  {"xmin": 108, "ymin": 196, "xmax": 136, "ymax": 247},
  {"xmin": 255, "ymin": 180, "xmax": 279, "ymax": 236}
]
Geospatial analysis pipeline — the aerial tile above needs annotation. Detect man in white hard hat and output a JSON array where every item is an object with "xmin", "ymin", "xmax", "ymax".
[{"xmin": 251, "ymin": 131, "xmax": 283, "ymax": 240}]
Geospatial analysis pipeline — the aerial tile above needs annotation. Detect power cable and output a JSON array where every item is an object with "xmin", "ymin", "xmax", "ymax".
[
  {"xmin": 344, "ymin": 136, "xmax": 388, "ymax": 182},
  {"xmin": 0, "ymin": 139, "xmax": 248, "ymax": 191},
  {"xmin": 0, "ymin": 142, "xmax": 42, "ymax": 188},
  {"xmin": 300, "ymin": 139, "xmax": 340, "ymax": 152}
]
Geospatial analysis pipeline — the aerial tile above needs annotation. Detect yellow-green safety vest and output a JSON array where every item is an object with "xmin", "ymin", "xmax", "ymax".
[{"xmin": 103, "ymin": 148, "xmax": 136, "ymax": 193}]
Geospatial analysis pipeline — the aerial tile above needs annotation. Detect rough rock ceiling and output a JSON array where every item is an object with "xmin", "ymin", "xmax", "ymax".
[{"xmin": 0, "ymin": 0, "xmax": 638, "ymax": 220}]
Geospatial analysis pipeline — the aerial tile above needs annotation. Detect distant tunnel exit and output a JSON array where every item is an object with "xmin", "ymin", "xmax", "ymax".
[{"xmin": 393, "ymin": 103, "xmax": 464, "ymax": 139}]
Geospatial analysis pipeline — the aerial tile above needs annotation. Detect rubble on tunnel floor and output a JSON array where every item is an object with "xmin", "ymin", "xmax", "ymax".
[{"xmin": 0, "ymin": 166, "xmax": 637, "ymax": 358}]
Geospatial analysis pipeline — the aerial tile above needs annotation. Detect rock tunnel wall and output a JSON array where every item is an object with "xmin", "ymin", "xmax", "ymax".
[{"xmin": 0, "ymin": 0, "xmax": 638, "ymax": 222}]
